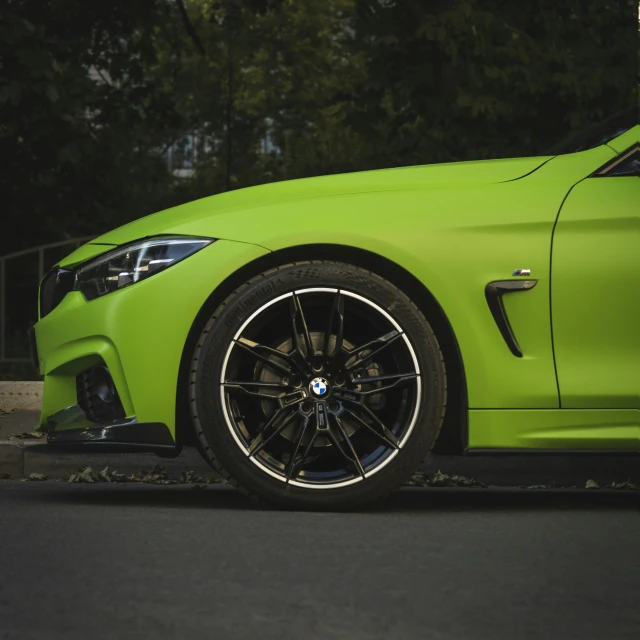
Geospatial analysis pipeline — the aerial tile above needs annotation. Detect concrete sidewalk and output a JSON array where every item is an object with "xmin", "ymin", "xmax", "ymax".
[
  {"xmin": 1, "ymin": 410, "xmax": 637, "ymax": 486},
  {"xmin": 0, "ymin": 381, "xmax": 43, "ymax": 412}
]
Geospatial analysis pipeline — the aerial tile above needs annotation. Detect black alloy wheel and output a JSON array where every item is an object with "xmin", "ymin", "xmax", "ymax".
[{"xmin": 190, "ymin": 261, "xmax": 447, "ymax": 510}]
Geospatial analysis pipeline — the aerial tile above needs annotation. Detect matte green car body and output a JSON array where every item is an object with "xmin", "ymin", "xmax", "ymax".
[{"xmin": 35, "ymin": 125, "xmax": 640, "ymax": 452}]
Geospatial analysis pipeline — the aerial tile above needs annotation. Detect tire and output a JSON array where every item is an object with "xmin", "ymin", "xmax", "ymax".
[{"xmin": 190, "ymin": 261, "xmax": 446, "ymax": 510}]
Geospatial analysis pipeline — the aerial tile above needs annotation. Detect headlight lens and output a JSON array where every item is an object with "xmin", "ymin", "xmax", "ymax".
[{"xmin": 74, "ymin": 236, "xmax": 214, "ymax": 300}]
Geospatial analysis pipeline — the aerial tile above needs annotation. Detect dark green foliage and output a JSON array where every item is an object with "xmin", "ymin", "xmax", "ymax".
[
  {"xmin": 0, "ymin": 0, "xmax": 637, "ymax": 255},
  {"xmin": 0, "ymin": 0, "xmax": 186, "ymax": 254},
  {"xmin": 349, "ymin": 0, "xmax": 637, "ymax": 167}
]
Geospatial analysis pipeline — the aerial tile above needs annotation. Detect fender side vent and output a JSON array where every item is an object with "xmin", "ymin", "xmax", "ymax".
[{"xmin": 485, "ymin": 280, "xmax": 537, "ymax": 357}]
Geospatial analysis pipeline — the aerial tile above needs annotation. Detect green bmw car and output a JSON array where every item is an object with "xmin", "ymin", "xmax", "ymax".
[{"xmin": 34, "ymin": 122, "xmax": 639, "ymax": 509}]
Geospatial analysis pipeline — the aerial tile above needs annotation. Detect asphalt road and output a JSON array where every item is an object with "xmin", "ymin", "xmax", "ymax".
[{"xmin": 0, "ymin": 482, "xmax": 638, "ymax": 640}]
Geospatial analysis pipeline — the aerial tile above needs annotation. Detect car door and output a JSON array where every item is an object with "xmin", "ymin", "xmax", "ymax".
[{"xmin": 551, "ymin": 141, "xmax": 639, "ymax": 417}]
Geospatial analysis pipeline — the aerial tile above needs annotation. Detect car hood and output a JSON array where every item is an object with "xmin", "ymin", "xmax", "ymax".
[{"xmin": 63, "ymin": 155, "xmax": 551, "ymax": 265}]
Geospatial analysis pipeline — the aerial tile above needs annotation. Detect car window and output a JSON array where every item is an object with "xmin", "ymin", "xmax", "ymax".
[{"xmin": 544, "ymin": 107, "xmax": 638, "ymax": 154}]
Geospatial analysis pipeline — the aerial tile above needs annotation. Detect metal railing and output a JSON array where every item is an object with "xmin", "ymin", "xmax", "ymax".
[{"xmin": 0, "ymin": 237, "xmax": 93, "ymax": 363}]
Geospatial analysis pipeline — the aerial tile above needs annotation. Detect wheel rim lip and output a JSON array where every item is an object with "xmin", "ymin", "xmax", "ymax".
[{"xmin": 219, "ymin": 287, "xmax": 422, "ymax": 489}]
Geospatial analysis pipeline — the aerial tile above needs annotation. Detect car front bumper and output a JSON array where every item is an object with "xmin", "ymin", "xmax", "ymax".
[{"xmin": 33, "ymin": 239, "xmax": 270, "ymax": 442}]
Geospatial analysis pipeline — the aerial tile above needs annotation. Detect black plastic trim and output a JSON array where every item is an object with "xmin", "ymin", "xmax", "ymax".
[
  {"xmin": 39, "ymin": 267, "xmax": 75, "ymax": 319},
  {"xmin": 76, "ymin": 365, "xmax": 126, "ymax": 423},
  {"xmin": 593, "ymin": 143, "xmax": 640, "ymax": 177},
  {"xmin": 27, "ymin": 326, "xmax": 38, "ymax": 371},
  {"xmin": 44, "ymin": 404, "xmax": 178, "ymax": 454},
  {"xmin": 485, "ymin": 280, "xmax": 537, "ymax": 357}
]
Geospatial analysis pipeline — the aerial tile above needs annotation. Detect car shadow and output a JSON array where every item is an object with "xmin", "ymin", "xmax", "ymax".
[
  {"xmin": 372, "ymin": 486, "xmax": 639, "ymax": 514},
  {"xmin": 22, "ymin": 482, "xmax": 640, "ymax": 513}
]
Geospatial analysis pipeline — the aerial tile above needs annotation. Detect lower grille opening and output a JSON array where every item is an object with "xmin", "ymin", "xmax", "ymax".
[{"xmin": 76, "ymin": 365, "xmax": 126, "ymax": 423}]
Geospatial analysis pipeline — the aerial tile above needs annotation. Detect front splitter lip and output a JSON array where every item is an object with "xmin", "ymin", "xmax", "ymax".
[{"xmin": 41, "ymin": 404, "xmax": 179, "ymax": 455}]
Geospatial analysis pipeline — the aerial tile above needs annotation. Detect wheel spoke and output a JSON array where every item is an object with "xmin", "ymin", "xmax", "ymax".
[
  {"xmin": 247, "ymin": 405, "xmax": 288, "ymax": 453},
  {"xmin": 290, "ymin": 294, "xmax": 314, "ymax": 359},
  {"xmin": 286, "ymin": 417, "xmax": 317, "ymax": 481},
  {"xmin": 315, "ymin": 400, "xmax": 329, "ymax": 430},
  {"xmin": 224, "ymin": 380, "xmax": 287, "ymax": 388},
  {"xmin": 249, "ymin": 409, "xmax": 298, "ymax": 457},
  {"xmin": 352, "ymin": 372, "xmax": 417, "ymax": 384},
  {"xmin": 329, "ymin": 414, "xmax": 366, "ymax": 478},
  {"xmin": 323, "ymin": 290, "xmax": 344, "ymax": 357},
  {"xmin": 279, "ymin": 389, "xmax": 308, "ymax": 408},
  {"xmin": 234, "ymin": 338, "xmax": 293, "ymax": 376},
  {"xmin": 344, "ymin": 373, "xmax": 419, "ymax": 397},
  {"xmin": 343, "ymin": 404, "xmax": 400, "ymax": 450},
  {"xmin": 344, "ymin": 330, "xmax": 403, "ymax": 372},
  {"xmin": 223, "ymin": 381, "xmax": 286, "ymax": 401}
]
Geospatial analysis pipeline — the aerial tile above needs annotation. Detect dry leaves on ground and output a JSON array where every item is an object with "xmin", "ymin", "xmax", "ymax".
[
  {"xmin": 10, "ymin": 432, "xmax": 45, "ymax": 440},
  {"xmin": 66, "ymin": 465, "xmax": 226, "ymax": 487},
  {"xmin": 406, "ymin": 470, "xmax": 487, "ymax": 488},
  {"xmin": 21, "ymin": 473, "xmax": 47, "ymax": 481}
]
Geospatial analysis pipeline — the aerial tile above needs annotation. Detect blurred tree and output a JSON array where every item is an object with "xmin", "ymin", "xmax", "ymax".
[
  {"xmin": 0, "ymin": 0, "xmax": 636, "ymax": 256},
  {"xmin": 0, "ymin": 0, "xmax": 184, "ymax": 255},
  {"xmin": 170, "ymin": 0, "xmax": 365, "ymax": 199},
  {"xmin": 348, "ymin": 0, "xmax": 638, "ymax": 167},
  {"xmin": 246, "ymin": 0, "xmax": 367, "ymax": 180}
]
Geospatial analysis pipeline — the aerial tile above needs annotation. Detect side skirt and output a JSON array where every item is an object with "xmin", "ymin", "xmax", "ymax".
[{"xmin": 467, "ymin": 408, "xmax": 639, "ymax": 452}]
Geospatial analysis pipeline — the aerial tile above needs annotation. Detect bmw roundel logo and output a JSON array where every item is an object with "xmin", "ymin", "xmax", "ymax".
[{"xmin": 310, "ymin": 377, "xmax": 329, "ymax": 397}]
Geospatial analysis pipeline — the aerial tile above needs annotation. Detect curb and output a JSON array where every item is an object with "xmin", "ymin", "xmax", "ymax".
[
  {"xmin": 1, "ymin": 435, "xmax": 638, "ymax": 487},
  {"xmin": 0, "ymin": 382, "xmax": 43, "ymax": 412},
  {"xmin": 0, "ymin": 438, "xmax": 213, "ymax": 481},
  {"xmin": 0, "ymin": 407, "xmax": 638, "ymax": 487}
]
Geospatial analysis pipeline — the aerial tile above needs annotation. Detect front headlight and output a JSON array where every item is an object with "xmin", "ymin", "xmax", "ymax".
[{"xmin": 74, "ymin": 236, "xmax": 214, "ymax": 300}]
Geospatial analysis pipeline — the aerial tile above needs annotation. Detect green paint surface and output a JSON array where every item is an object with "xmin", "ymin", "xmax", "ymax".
[{"xmin": 37, "ymin": 126, "xmax": 640, "ymax": 449}]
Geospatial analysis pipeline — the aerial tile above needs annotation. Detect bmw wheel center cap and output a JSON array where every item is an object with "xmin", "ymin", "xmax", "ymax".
[{"xmin": 310, "ymin": 377, "xmax": 330, "ymax": 397}]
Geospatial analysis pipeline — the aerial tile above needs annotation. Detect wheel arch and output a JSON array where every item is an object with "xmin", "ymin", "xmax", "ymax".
[{"xmin": 175, "ymin": 244, "xmax": 467, "ymax": 454}]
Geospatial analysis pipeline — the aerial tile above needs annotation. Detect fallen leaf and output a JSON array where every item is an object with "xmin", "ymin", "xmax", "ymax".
[
  {"xmin": 98, "ymin": 466, "xmax": 111, "ymax": 482},
  {"xmin": 107, "ymin": 470, "xmax": 128, "ymax": 483},
  {"xmin": 585, "ymin": 479, "xmax": 599, "ymax": 489},
  {"xmin": 10, "ymin": 431, "xmax": 45, "ymax": 440},
  {"xmin": 67, "ymin": 466, "xmax": 96, "ymax": 483},
  {"xmin": 179, "ymin": 470, "xmax": 206, "ymax": 485},
  {"xmin": 606, "ymin": 479, "xmax": 639, "ymax": 491}
]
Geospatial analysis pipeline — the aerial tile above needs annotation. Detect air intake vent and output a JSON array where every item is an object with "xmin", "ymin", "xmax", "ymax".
[{"xmin": 77, "ymin": 365, "xmax": 126, "ymax": 423}]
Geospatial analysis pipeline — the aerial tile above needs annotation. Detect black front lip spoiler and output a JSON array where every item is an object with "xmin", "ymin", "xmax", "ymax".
[{"xmin": 37, "ymin": 404, "xmax": 179, "ymax": 454}]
